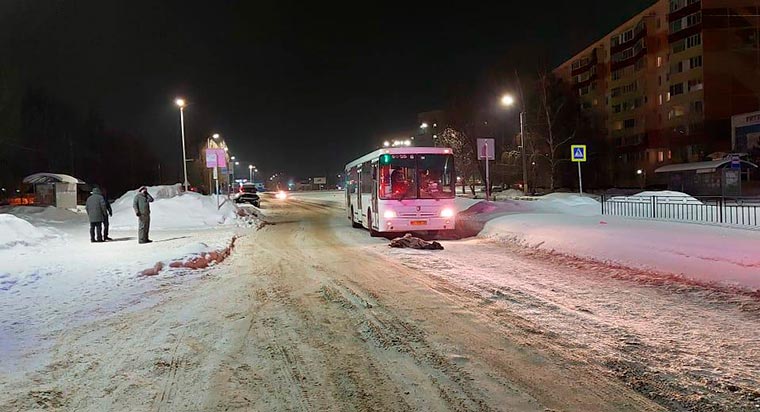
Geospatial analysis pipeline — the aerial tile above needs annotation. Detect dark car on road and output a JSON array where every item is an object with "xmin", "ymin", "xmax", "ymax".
[{"xmin": 232, "ymin": 183, "xmax": 260, "ymax": 207}]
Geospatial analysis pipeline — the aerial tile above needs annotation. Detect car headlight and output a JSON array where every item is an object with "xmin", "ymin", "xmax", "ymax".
[
  {"xmin": 440, "ymin": 208, "xmax": 455, "ymax": 218},
  {"xmin": 383, "ymin": 210, "xmax": 397, "ymax": 219}
]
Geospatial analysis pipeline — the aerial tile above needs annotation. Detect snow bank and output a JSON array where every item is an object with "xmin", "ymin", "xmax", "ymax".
[
  {"xmin": 479, "ymin": 213, "xmax": 760, "ymax": 289},
  {"xmin": 2, "ymin": 206, "xmax": 85, "ymax": 225},
  {"xmin": 609, "ymin": 190, "xmax": 703, "ymax": 204},
  {"xmin": 492, "ymin": 189, "xmax": 524, "ymax": 200},
  {"xmin": 109, "ymin": 185, "xmax": 238, "ymax": 230},
  {"xmin": 532, "ymin": 193, "xmax": 600, "ymax": 217},
  {"xmin": 0, "ymin": 214, "xmax": 60, "ymax": 249}
]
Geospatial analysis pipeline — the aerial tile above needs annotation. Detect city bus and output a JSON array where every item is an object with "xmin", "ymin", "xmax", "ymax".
[{"xmin": 345, "ymin": 147, "xmax": 457, "ymax": 236}]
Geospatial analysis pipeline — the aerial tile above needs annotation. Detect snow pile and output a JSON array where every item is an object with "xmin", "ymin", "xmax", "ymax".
[
  {"xmin": 2, "ymin": 206, "xmax": 85, "ymax": 226},
  {"xmin": 609, "ymin": 190, "xmax": 702, "ymax": 204},
  {"xmin": 492, "ymin": 189, "xmax": 524, "ymax": 200},
  {"xmin": 109, "ymin": 185, "xmax": 238, "ymax": 230},
  {"xmin": 0, "ymin": 214, "xmax": 60, "ymax": 249},
  {"xmin": 478, "ymin": 212, "xmax": 760, "ymax": 289},
  {"xmin": 533, "ymin": 193, "xmax": 600, "ymax": 216}
]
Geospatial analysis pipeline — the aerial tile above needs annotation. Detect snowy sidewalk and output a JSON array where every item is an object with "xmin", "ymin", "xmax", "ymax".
[
  {"xmin": 0, "ymin": 185, "xmax": 247, "ymax": 377},
  {"xmin": 456, "ymin": 193, "xmax": 760, "ymax": 290}
]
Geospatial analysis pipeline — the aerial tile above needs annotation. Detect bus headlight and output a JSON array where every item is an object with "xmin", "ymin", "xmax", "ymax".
[
  {"xmin": 384, "ymin": 210, "xmax": 397, "ymax": 219},
  {"xmin": 440, "ymin": 208, "xmax": 455, "ymax": 218}
]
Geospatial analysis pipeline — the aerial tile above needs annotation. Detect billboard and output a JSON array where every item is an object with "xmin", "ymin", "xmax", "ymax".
[
  {"xmin": 731, "ymin": 111, "xmax": 760, "ymax": 154},
  {"xmin": 205, "ymin": 149, "xmax": 228, "ymax": 168},
  {"xmin": 313, "ymin": 177, "xmax": 327, "ymax": 184}
]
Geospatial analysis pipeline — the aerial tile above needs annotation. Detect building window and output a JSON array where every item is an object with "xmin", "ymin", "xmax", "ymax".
[
  {"xmin": 688, "ymin": 78, "xmax": 703, "ymax": 92},
  {"xmin": 691, "ymin": 100, "xmax": 704, "ymax": 113},
  {"xmin": 611, "ymin": 87, "xmax": 622, "ymax": 97},
  {"xmin": 689, "ymin": 55, "xmax": 702, "ymax": 69},
  {"xmin": 613, "ymin": 120, "xmax": 624, "ymax": 131},
  {"xmin": 669, "ymin": 105, "xmax": 686, "ymax": 119},
  {"xmin": 658, "ymin": 151, "xmax": 665, "ymax": 162},
  {"xmin": 658, "ymin": 94, "xmax": 664, "ymax": 105},
  {"xmin": 613, "ymin": 104, "xmax": 622, "ymax": 113},
  {"xmin": 657, "ymin": 56, "xmax": 663, "ymax": 67},
  {"xmin": 670, "ymin": 82, "xmax": 684, "ymax": 96},
  {"xmin": 687, "ymin": 33, "xmax": 702, "ymax": 49},
  {"xmin": 669, "ymin": 12, "xmax": 701, "ymax": 34},
  {"xmin": 672, "ymin": 39, "xmax": 686, "ymax": 54},
  {"xmin": 624, "ymin": 119, "xmax": 636, "ymax": 129},
  {"xmin": 670, "ymin": 61, "xmax": 684, "ymax": 74}
]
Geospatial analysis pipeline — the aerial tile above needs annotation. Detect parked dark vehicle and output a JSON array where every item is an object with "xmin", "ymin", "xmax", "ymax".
[{"xmin": 232, "ymin": 183, "xmax": 260, "ymax": 207}]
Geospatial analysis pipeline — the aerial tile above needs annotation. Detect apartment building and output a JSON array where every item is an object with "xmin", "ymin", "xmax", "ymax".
[{"xmin": 554, "ymin": 0, "xmax": 760, "ymax": 187}]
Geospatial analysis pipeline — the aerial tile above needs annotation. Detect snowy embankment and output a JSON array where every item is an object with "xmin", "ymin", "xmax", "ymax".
[
  {"xmin": 0, "ymin": 185, "xmax": 250, "ymax": 375},
  {"xmin": 110, "ymin": 184, "xmax": 238, "ymax": 230},
  {"xmin": 459, "ymin": 192, "xmax": 760, "ymax": 290}
]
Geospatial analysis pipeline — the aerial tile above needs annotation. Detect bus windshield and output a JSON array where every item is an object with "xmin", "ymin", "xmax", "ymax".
[{"xmin": 379, "ymin": 154, "xmax": 455, "ymax": 200}]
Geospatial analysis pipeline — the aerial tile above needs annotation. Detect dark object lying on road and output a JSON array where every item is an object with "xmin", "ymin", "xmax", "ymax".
[{"xmin": 389, "ymin": 234, "xmax": 444, "ymax": 250}]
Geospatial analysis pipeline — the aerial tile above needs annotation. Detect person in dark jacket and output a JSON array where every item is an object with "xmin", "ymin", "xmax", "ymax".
[
  {"xmin": 133, "ymin": 186, "xmax": 154, "ymax": 244},
  {"xmin": 102, "ymin": 189, "xmax": 114, "ymax": 241},
  {"xmin": 85, "ymin": 187, "xmax": 109, "ymax": 243}
]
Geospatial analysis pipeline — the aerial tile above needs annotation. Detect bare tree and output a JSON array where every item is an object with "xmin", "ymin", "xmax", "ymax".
[
  {"xmin": 438, "ymin": 127, "xmax": 478, "ymax": 195},
  {"xmin": 535, "ymin": 72, "xmax": 577, "ymax": 191}
]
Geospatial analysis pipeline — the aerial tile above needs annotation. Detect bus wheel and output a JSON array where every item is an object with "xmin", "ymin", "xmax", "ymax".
[
  {"xmin": 367, "ymin": 209, "xmax": 381, "ymax": 237},
  {"xmin": 350, "ymin": 207, "xmax": 362, "ymax": 228}
]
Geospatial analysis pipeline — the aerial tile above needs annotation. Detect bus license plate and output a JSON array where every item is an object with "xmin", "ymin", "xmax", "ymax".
[{"xmin": 410, "ymin": 220, "xmax": 427, "ymax": 226}]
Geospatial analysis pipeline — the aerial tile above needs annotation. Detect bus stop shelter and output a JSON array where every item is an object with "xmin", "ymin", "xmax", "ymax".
[
  {"xmin": 655, "ymin": 158, "xmax": 757, "ymax": 196},
  {"xmin": 22, "ymin": 173, "xmax": 86, "ymax": 209}
]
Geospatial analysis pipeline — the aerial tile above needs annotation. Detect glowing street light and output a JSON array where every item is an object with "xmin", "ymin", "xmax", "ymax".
[
  {"xmin": 420, "ymin": 122, "xmax": 429, "ymax": 129},
  {"xmin": 500, "ymin": 94, "xmax": 515, "ymax": 107},
  {"xmin": 500, "ymin": 93, "xmax": 528, "ymax": 195},
  {"xmin": 175, "ymin": 98, "xmax": 189, "ymax": 191},
  {"xmin": 383, "ymin": 141, "xmax": 390, "ymax": 147},
  {"xmin": 212, "ymin": 133, "xmax": 220, "ymax": 139}
]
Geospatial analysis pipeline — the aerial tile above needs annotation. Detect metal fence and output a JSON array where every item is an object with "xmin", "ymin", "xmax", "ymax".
[{"xmin": 600, "ymin": 195, "xmax": 760, "ymax": 227}]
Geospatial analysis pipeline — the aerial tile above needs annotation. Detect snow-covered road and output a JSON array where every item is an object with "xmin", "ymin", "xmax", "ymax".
[{"xmin": 1, "ymin": 192, "xmax": 758, "ymax": 411}]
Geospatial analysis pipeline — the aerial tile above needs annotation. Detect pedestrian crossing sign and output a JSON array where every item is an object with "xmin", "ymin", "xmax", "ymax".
[{"xmin": 571, "ymin": 145, "xmax": 587, "ymax": 162}]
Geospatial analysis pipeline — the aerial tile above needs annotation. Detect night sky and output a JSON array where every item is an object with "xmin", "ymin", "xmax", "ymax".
[{"xmin": 1, "ymin": 0, "xmax": 654, "ymax": 181}]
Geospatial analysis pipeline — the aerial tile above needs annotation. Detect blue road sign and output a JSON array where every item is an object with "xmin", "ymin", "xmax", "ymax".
[{"xmin": 571, "ymin": 145, "xmax": 587, "ymax": 162}]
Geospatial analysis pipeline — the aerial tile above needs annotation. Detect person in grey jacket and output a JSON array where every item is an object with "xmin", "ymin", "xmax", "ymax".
[
  {"xmin": 133, "ymin": 186, "xmax": 154, "ymax": 244},
  {"xmin": 102, "ymin": 188, "xmax": 114, "ymax": 241},
  {"xmin": 85, "ymin": 187, "xmax": 109, "ymax": 243}
]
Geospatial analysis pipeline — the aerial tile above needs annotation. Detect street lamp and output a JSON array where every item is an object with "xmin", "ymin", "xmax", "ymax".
[
  {"xmin": 637, "ymin": 169, "xmax": 646, "ymax": 189},
  {"xmin": 501, "ymin": 94, "xmax": 529, "ymax": 195},
  {"xmin": 249, "ymin": 164, "xmax": 255, "ymax": 182},
  {"xmin": 175, "ymin": 98, "xmax": 189, "ymax": 192}
]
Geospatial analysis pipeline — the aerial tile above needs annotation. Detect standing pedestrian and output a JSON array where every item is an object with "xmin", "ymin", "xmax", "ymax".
[
  {"xmin": 102, "ymin": 188, "xmax": 114, "ymax": 241},
  {"xmin": 133, "ymin": 186, "xmax": 154, "ymax": 244},
  {"xmin": 85, "ymin": 187, "xmax": 108, "ymax": 243}
]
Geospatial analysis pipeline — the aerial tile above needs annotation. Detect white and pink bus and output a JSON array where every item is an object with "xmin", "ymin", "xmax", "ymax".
[{"xmin": 345, "ymin": 147, "xmax": 457, "ymax": 236}]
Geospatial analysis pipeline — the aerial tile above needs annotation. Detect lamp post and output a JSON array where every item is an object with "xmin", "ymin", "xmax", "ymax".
[
  {"xmin": 207, "ymin": 133, "xmax": 221, "ymax": 195},
  {"xmin": 230, "ymin": 156, "xmax": 238, "ymax": 191},
  {"xmin": 249, "ymin": 164, "xmax": 255, "ymax": 182},
  {"xmin": 420, "ymin": 122, "xmax": 429, "ymax": 145},
  {"xmin": 501, "ymin": 94, "xmax": 529, "ymax": 195},
  {"xmin": 175, "ymin": 98, "xmax": 189, "ymax": 192},
  {"xmin": 637, "ymin": 169, "xmax": 646, "ymax": 189}
]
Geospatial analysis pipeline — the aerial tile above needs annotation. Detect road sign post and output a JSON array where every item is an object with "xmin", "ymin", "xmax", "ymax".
[
  {"xmin": 571, "ymin": 145, "xmax": 587, "ymax": 195},
  {"xmin": 477, "ymin": 138, "xmax": 495, "ymax": 200}
]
